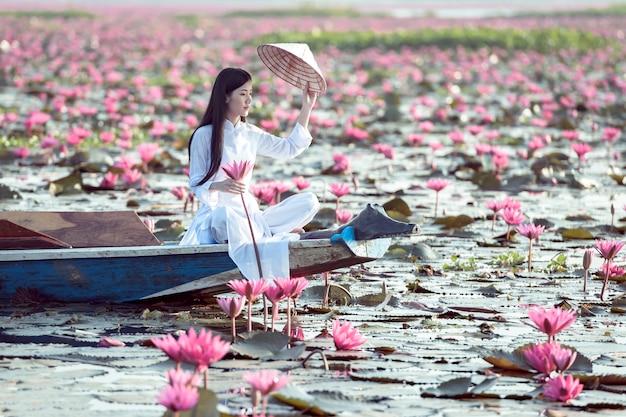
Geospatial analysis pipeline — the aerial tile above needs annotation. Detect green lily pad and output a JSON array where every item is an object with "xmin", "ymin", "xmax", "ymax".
[
  {"xmin": 561, "ymin": 227, "xmax": 594, "ymax": 240},
  {"xmin": 230, "ymin": 331, "xmax": 305, "ymax": 360},
  {"xmin": 273, "ymin": 384, "xmax": 368, "ymax": 416},
  {"xmin": 49, "ymin": 169, "xmax": 83, "ymax": 196},
  {"xmin": 433, "ymin": 214, "xmax": 474, "ymax": 230},
  {"xmin": 383, "ymin": 197, "xmax": 412, "ymax": 217}
]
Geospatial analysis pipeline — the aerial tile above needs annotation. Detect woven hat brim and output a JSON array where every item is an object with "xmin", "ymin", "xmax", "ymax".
[{"xmin": 257, "ymin": 43, "xmax": 327, "ymax": 93}]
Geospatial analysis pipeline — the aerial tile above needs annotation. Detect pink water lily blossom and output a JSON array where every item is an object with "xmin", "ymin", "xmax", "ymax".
[
  {"xmin": 292, "ymin": 175, "xmax": 311, "ymax": 191},
  {"xmin": 572, "ymin": 142, "xmax": 592, "ymax": 170},
  {"xmin": 274, "ymin": 276, "xmax": 309, "ymax": 339},
  {"xmin": 152, "ymin": 333, "xmax": 186, "ymax": 366},
  {"xmin": 216, "ymin": 296, "xmax": 246, "ymax": 341},
  {"xmin": 332, "ymin": 319, "xmax": 367, "ymax": 351},
  {"xmin": 244, "ymin": 369, "xmax": 290, "ymax": 415},
  {"xmin": 595, "ymin": 239, "xmax": 625, "ymax": 300},
  {"xmin": 543, "ymin": 374, "xmax": 583, "ymax": 404},
  {"xmin": 516, "ymin": 223, "xmax": 546, "ymax": 272},
  {"xmin": 222, "ymin": 159, "xmax": 253, "ymax": 181},
  {"xmin": 157, "ymin": 374, "xmax": 199, "ymax": 414},
  {"xmin": 177, "ymin": 327, "xmax": 230, "ymax": 388},
  {"xmin": 223, "ymin": 160, "xmax": 262, "ymax": 279},
  {"xmin": 228, "ymin": 279, "xmax": 270, "ymax": 332},
  {"xmin": 329, "ymin": 182, "xmax": 350, "ymax": 199},
  {"xmin": 264, "ymin": 285, "xmax": 286, "ymax": 332},
  {"xmin": 523, "ymin": 341, "xmax": 577, "ymax": 374},
  {"xmin": 527, "ymin": 306, "xmax": 577, "ymax": 342},
  {"xmin": 425, "ymin": 178, "xmax": 451, "ymax": 217},
  {"xmin": 336, "ymin": 209, "xmax": 354, "ymax": 224},
  {"xmin": 501, "ymin": 207, "xmax": 525, "ymax": 241}
]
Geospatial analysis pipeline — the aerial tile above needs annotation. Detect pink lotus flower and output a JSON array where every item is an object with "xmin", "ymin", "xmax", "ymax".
[
  {"xmin": 227, "ymin": 279, "xmax": 270, "ymax": 332},
  {"xmin": 329, "ymin": 182, "xmax": 350, "ymax": 199},
  {"xmin": 523, "ymin": 341, "xmax": 576, "ymax": 374},
  {"xmin": 244, "ymin": 369, "xmax": 290, "ymax": 415},
  {"xmin": 602, "ymin": 126, "xmax": 621, "ymax": 143},
  {"xmin": 332, "ymin": 153, "xmax": 351, "ymax": 173},
  {"xmin": 425, "ymin": 178, "xmax": 451, "ymax": 217},
  {"xmin": 336, "ymin": 209, "xmax": 353, "ymax": 224},
  {"xmin": 223, "ymin": 160, "xmax": 262, "ymax": 279},
  {"xmin": 97, "ymin": 336, "xmax": 126, "ymax": 348},
  {"xmin": 332, "ymin": 319, "xmax": 367, "ymax": 351},
  {"xmin": 572, "ymin": 142, "xmax": 592, "ymax": 170},
  {"xmin": 595, "ymin": 239, "xmax": 625, "ymax": 300},
  {"xmin": 13, "ymin": 147, "xmax": 29, "ymax": 160},
  {"xmin": 448, "ymin": 129, "xmax": 465, "ymax": 145},
  {"xmin": 485, "ymin": 199, "xmax": 506, "ymax": 231},
  {"xmin": 137, "ymin": 142, "xmax": 161, "ymax": 164},
  {"xmin": 543, "ymin": 374, "xmax": 583, "ymax": 404},
  {"xmin": 418, "ymin": 120, "xmax": 434, "ymax": 132},
  {"xmin": 143, "ymin": 217, "xmax": 155, "ymax": 233},
  {"xmin": 244, "ymin": 369, "xmax": 290, "ymax": 396},
  {"xmin": 595, "ymin": 239, "xmax": 624, "ymax": 261},
  {"xmin": 227, "ymin": 279, "xmax": 269, "ymax": 303},
  {"xmin": 99, "ymin": 131, "xmax": 115, "ymax": 144},
  {"xmin": 171, "ymin": 186, "xmax": 188, "ymax": 201},
  {"xmin": 292, "ymin": 176, "xmax": 311, "ymax": 191},
  {"xmin": 165, "ymin": 368, "xmax": 200, "ymax": 387},
  {"xmin": 527, "ymin": 306, "xmax": 576, "ymax": 342},
  {"xmin": 274, "ymin": 276, "xmax": 309, "ymax": 339},
  {"xmin": 273, "ymin": 276, "xmax": 308, "ymax": 300},
  {"xmin": 500, "ymin": 207, "xmax": 525, "ymax": 241},
  {"xmin": 152, "ymin": 333, "xmax": 186, "ymax": 364},
  {"xmin": 516, "ymin": 223, "xmax": 545, "ymax": 272},
  {"xmin": 264, "ymin": 285, "xmax": 286, "ymax": 332},
  {"xmin": 425, "ymin": 178, "xmax": 450, "ymax": 192},
  {"xmin": 97, "ymin": 172, "xmax": 117, "ymax": 189},
  {"xmin": 216, "ymin": 296, "xmax": 246, "ymax": 341},
  {"xmin": 407, "ymin": 133, "xmax": 424, "ymax": 146},
  {"xmin": 157, "ymin": 379, "xmax": 199, "ymax": 413},
  {"xmin": 372, "ymin": 143, "xmax": 395, "ymax": 160},
  {"xmin": 178, "ymin": 327, "xmax": 230, "ymax": 387},
  {"xmin": 122, "ymin": 168, "xmax": 144, "ymax": 188},
  {"xmin": 222, "ymin": 160, "xmax": 253, "ymax": 181}
]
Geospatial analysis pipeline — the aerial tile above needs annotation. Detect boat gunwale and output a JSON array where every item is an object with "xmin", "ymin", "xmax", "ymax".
[{"xmin": 0, "ymin": 238, "xmax": 340, "ymax": 262}]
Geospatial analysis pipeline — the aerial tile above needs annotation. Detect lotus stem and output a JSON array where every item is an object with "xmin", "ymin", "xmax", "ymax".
[
  {"xmin": 241, "ymin": 193, "xmax": 263, "ymax": 279},
  {"xmin": 527, "ymin": 241, "xmax": 533, "ymax": 272},
  {"xmin": 600, "ymin": 259, "xmax": 611, "ymax": 301}
]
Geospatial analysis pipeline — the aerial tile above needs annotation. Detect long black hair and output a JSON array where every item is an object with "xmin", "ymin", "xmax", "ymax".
[{"xmin": 189, "ymin": 68, "xmax": 252, "ymax": 186}]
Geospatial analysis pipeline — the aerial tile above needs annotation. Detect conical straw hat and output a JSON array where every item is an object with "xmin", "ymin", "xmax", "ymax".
[{"xmin": 257, "ymin": 43, "xmax": 327, "ymax": 93}]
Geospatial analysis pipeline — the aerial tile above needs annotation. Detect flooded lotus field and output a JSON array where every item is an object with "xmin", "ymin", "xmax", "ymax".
[{"xmin": 2, "ymin": 4, "xmax": 626, "ymax": 417}]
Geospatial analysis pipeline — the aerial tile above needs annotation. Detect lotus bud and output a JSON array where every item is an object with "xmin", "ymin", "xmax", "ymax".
[{"xmin": 583, "ymin": 249, "xmax": 594, "ymax": 271}]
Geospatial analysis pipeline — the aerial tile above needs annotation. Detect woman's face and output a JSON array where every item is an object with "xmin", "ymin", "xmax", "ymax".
[{"xmin": 225, "ymin": 80, "xmax": 252, "ymax": 123}]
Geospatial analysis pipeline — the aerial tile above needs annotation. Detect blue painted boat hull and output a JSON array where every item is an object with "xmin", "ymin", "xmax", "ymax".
[{"xmin": 0, "ymin": 237, "xmax": 392, "ymax": 303}]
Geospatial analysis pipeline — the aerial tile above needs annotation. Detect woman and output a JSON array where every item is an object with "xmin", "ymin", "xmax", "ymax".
[{"xmin": 180, "ymin": 68, "xmax": 320, "ymax": 281}]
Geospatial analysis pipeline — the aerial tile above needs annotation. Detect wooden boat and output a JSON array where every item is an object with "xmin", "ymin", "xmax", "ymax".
[{"xmin": 0, "ymin": 208, "xmax": 417, "ymax": 303}]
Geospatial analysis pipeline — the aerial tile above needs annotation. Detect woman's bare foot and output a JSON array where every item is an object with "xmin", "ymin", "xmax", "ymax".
[{"xmin": 291, "ymin": 227, "xmax": 305, "ymax": 234}]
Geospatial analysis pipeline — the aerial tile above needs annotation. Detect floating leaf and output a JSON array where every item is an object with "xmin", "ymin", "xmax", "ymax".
[
  {"xmin": 470, "ymin": 171, "xmax": 502, "ymax": 190},
  {"xmin": 561, "ymin": 227, "xmax": 594, "ymax": 240},
  {"xmin": 480, "ymin": 344, "xmax": 593, "ymax": 374},
  {"xmin": 422, "ymin": 376, "xmax": 503, "ymax": 399},
  {"xmin": 383, "ymin": 197, "xmax": 412, "ymax": 217},
  {"xmin": 273, "ymin": 384, "xmax": 367, "ymax": 416},
  {"xmin": 433, "ymin": 214, "xmax": 474, "ymax": 230},
  {"xmin": 49, "ymin": 169, "xmax": 83, "ymax": 196},
  {"xmin": 230, "ymin": 331, "xmax": 304, "ymax": 360}
]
